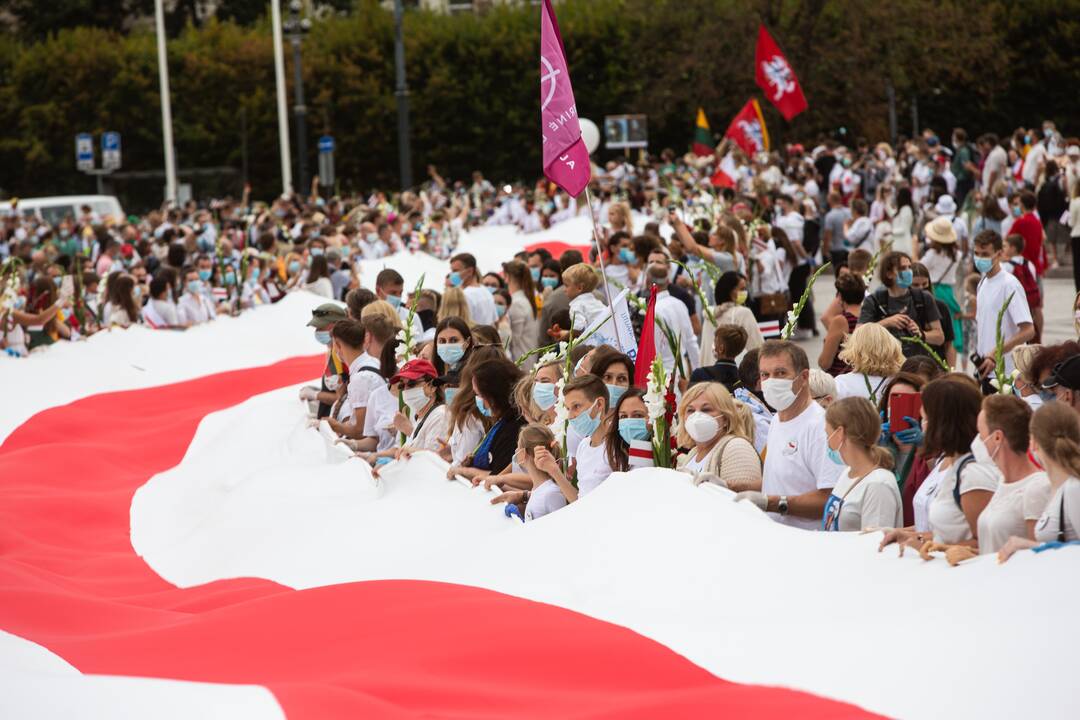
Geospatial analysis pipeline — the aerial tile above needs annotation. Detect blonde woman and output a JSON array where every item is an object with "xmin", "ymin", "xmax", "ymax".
[
  {"xmin": 675, "ymin": 382, "xmax": 761, "ymax": 492},
  {"xmin": 607, "ymin": 201, "xmax": 632, "ymax": 235},
  {"xmin": 822, "ymin": 397, "xmax": 902, "ymax": 531},
  {"xmin": 513, "ymin": 359, "xmax": 562, "ymax": 426},
  {"xmin": 437, "ymin": 287, "xmax": 472, "ymax": 326},
  {"xmin": 360, "ymin": 299, "xmax": 404, "ymax": 331},
  {"xmin": 835, "ymin": 323, "xmax": 903, "ymax": 402}
]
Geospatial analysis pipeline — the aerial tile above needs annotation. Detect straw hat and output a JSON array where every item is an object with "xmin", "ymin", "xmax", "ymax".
[{"xmin": 925, "ymin": 215, "xmax": 957, "ymax": 245}]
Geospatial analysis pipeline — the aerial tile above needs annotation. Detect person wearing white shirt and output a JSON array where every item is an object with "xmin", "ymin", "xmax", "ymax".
[
  {"xmin": 327, "ymin": 316, "xmax": 391, "ymax": 441},
  {"xmin": 641, "ymin": 251, "xmax": 701, "ymax": 376},
  {"xmin": 972, "ymin": 231, "xmax": 1034, "ymax": 378},
  {"xmin": 821, "ymin": 397, "xmax": 903, "ymax": 531},
  {"xmin": 973, "ymin": 395, "xmax": 1051, "ymax": 554},
  {"xmin": 980, "ymin": 137, "xmax": 1009, "ymax": 195},
  {"xmin": 177, "ymin": 270, "xmax": 216, "ymax": 326},
  {"xmin": 561, "ymin": 262, "xmax": 608, "ymax": 335},
  {"xmin": 449, "ymin": 252, "xmax": 498, "ymax": 326},
  {"xmin": 833, "ymin": 323, "xmax": 903, "ymax": 402},
  {"xmin": 490, "ymin": 424, "xmax": 576, "ymax": 521},
  {"xmin": 773, "ymin": 195, "xmax": 805, "ymax": 245},
  {"xmin": 843, "ymin": 199, "xmax": 875, "ymax": 253},
  {"xmin": 735, "ymin": 341, "xmax": 844, "ymax": 530},
  {"xmin": 1022, "ymin": 133, "xmax": 1048, "ymax": 188},
  {"xmin": 374, "ymin": 268, "xmax": 423, "ymax": 338},
  {"xmin": 880, "ymin": 375, "xmax": 996, "ymax": 555},
  {"xmin": 563, "ymin": 375, "xmax": 613, "ymax": 498}
]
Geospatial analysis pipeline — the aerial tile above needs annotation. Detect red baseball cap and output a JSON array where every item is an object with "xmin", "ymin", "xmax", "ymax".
[{"xmin": 390, "ymin": 358, "xmax": 437, "ymax": 385}]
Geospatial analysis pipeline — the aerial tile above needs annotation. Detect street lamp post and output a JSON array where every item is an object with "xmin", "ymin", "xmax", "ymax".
[
  {"xmin": 394, "ymin": 0, "xmax": 413, "ymax": 191},
  {"xmin": 284, "ymin": 0, "xmax": 311, "ymax": 195}
]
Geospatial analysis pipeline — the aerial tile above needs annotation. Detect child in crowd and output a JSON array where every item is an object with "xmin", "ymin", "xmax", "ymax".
[
  {"xmin": 689, "ymin": 324, "xmax": 747, "ymax": 392},
  {"xmin": 562, "ymin": 263, "xmax": 607, "ymax": 335},
  {"xmin": 490, "ymin": 424, "xmax": 575, "ymax": 521}
]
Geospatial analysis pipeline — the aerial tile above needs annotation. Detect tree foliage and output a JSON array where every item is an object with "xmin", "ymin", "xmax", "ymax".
[{"xmin": 0, "ymin": 0, "xmax": 1076, "ymax": 210}]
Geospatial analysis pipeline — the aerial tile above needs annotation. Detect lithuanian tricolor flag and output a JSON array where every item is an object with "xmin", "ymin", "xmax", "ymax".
[{"xmin": 692, "ymin": 107, "xmax": 715, "ymax": 157}]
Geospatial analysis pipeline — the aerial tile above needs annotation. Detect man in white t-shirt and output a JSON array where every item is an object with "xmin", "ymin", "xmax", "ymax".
[
  {"xmin": 773, "ymin": 194, "xmax": 805, "ymax": 245},
  {"xmin": 1022, "ymin": 130, "xmax": 1048, "ymax": 188},
  {"xmin": 327, "ymin": 316, "xmax": 391, "ymax": 440},
  {"xmin": 448, "ymin": 252, "xmax": 498, "ymax": 326},
  {"xmin": 374, "ymin": 268, "xmax": 423, "ymax": 338},
  {"xmin": 735, "ymin": 341, "xmax": 843, "ymax": 529},
  {"xmin": 973, "ymin": 230, "xmax": 1034, "ymax": 378},
  {"xmin": 980, "ymin": 135, "xmax": 1008, "ymax": 195}
]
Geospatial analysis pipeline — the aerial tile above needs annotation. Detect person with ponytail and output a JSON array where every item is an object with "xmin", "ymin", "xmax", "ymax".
[
  {"xmin": 675, "ymin": 382, "xmax": 761, "ymax": 492},
  {"xmin": 821, "ymin": 397, "xmax": 903, "ymax": 531},
  {"xmin": 998, "ymin": 403, "xmax": 1080, "ymax": 562}
]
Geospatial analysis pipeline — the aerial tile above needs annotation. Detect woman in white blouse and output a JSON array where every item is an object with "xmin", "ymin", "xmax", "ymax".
[
  {"xmin": 299, "ymin": 255, "xmax": 334, "ymax": 299},
  {"xmin": 879, "ymin": 375, "xmax": 995, "ymax": 561},
  {"xmin": 889, "ymin": 186, "xmax": 916, "ymax": 259},
  {"xmin": 699, "ymin": 271, "xmax": 762, "ymax": 367},
  {"xmin": 822, "ymin": 397, "xmax": 903, "ymax": 531},
  {"xmin": 834, "ymin": 323, "xmax": 903, "ymax": 403}
]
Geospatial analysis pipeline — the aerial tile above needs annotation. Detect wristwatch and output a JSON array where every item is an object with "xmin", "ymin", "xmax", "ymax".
[{"xmin": 778, "ymin": 495, "xmax": 789, "ymax": 515}]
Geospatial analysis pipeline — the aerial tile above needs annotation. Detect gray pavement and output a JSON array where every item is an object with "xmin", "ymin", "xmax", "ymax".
[{"xmin": 789, "ymin": 275, "xmax": 1078, "ymax": 369}]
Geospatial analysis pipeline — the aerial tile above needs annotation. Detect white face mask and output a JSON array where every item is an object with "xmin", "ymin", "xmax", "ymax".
[
  {"xmin": 685, "ymin": 412, "xmax": 721, "ymax": 444},
  {"xmin": 970, "ymin": 433, "xmax": 998, "ymax": 466},
  {"xmin": 762, "ymin": 377, "xmax": 799, "ymax": 412},
  {"xmin": 403, "ymin": 385, "xmax": 429, "ymax": 413}
]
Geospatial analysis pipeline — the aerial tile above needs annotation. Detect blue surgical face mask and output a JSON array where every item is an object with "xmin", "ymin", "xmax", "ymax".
[
  {"xmin": 974, "ymin": 256, "xmax": 994, "ymax": 274},
  {"xmin": 386, "ymin": 294, "xmax": 403, "ymax": 309},
  {"xmin": 826, "ymin": 428, "xmax": 844, "ymax": 465},
  {"xmin": 314, "ymin": 330, "xmax": 332, "ymax": 345},
  {"xmin": 198, "ymin": 269, "xmax": 211, "ymax": 282},
  {"xmin": 496, "ymin": 304, "xmax": 506, "ymax": 318},
  {"xmin": 896, "ymin": 269, "xmax": 913, "ymax": 288},
  {"xmin": 541, "ymin": 277, "xmax": 559, "ymax": 289},
  {"xmin": 530, "ymin": 267, "xmax": 541, "ymax": 282},
  {"xmin": 250, "ymin": 268, "xmax": 261, "ymax": 281},
  {"xmin": 443, "ymin": 387, "xmax": 458, "ymax": 405},
  {"xmin": 619, "ymin": 248, "xmax": 636, "ymax": 264},
  {"xmin": 475, "ymin": 395, "xmax": 492, "ymax": 417},
  {"xmin": 53, "ymin": 276, "xmax": 62, "ymax": 287},
  {"xmin": 486, "ymin": 285, "xmax": 498, "ymax": 295},
  {"xmin": 224, "ymin": 271, "xmax": 236, "ymax": 286},
  {"xmin": 618, "ymin": 417, "xmax": 649, "ymax": 444},
  {"xmin": 606, "ymin": 383, "xmax": 628, "ymax": 407},
  {"xmin": 1012, "ymin": 206, "xmax": 1022, "ymax": 218},
  {"xmin": 437, "ymin": 342, "xmax": 465, "ymax": 366},
  {"xmin": 449, "ymin": 271, "xmax": 463, "ymax": 287},
  {"xmin": 532, "ymin": 381, "xmax": 557, "ymax": 410},
  {"xmin": 187, "ymin": 280, "xmax": 201, "ymax": 294},
  {"xmin": 288, "ymin": 260, "xmax": 301, "ymax": 275},
  {"xmin": 310, "ymin": 247, "xmax": 324, "ymax": 257},
  {"xmin": 569, "ymin": 400, "xmax": 602, "ymax": 436},
  {"xmin": 133, "ymin": 285, "xmax": 142, "ymax": 299}
]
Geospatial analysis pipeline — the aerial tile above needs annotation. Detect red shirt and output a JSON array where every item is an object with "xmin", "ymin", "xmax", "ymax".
[{"xmin": 1011, "ymin": 212, "xmax": 1046, "ymax": 275}]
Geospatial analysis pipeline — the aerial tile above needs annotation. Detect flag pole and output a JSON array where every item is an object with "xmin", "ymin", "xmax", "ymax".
[{"xmin": 583, "ymin": 185, "xmax": 624, "ymax": 351}]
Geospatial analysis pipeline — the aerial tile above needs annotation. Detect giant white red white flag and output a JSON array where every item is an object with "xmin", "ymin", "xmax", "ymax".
[{"xmin": 540, "ymin": 0, "xmax": 590, "ymax": 196}]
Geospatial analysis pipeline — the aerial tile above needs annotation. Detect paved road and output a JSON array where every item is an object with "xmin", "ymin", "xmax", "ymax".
[{"xmin": 790, "ymin": 276, "xmax": 1079, "ymax": 370}]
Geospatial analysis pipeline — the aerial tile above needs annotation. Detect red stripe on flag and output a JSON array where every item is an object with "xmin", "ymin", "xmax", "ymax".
[{"xmin": 0, "ymin": 358, "xmax": 879, "ymax": 719}]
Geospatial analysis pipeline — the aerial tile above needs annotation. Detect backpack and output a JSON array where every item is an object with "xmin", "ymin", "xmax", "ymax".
[
  {"xmin": 868, "ymin": 288, "xmax": 932, "ymax": 356},
  {"xmin": 1006, "ymin": 259, "xmax": 1041, "ymax": 310},
  {"xmin": 952, "ymin": 453, "xmax": 976, "ymax": 509}
]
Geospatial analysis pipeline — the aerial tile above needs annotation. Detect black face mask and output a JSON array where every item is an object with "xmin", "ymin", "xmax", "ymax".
[{"xmin": 417, "ymin": 308, "xmax": 436, "ymax": 331}]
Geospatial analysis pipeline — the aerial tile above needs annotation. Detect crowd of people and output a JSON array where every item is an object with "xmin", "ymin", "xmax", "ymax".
[{"xmin": 4, "ymin": 122, "xmax": 1080, "ymax": 565}]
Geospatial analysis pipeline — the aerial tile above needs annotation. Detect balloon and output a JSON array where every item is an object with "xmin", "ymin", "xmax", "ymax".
[{"xmin": 579, "ymin": 118, "xmax": 600, "ymax": 155}]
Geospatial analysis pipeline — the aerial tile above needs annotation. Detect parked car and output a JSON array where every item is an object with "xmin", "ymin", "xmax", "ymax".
[{"xmin": 0, "ymin": 195, "xmax": 125, "ymax": 226}]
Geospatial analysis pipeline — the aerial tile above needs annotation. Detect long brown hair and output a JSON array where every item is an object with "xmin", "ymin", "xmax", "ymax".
[
  {"xmin": 502, "ymin": 260, "xmax": 537, "ymax": 318},
  {"xmin": 921, "ymin": 375, "xmax": 982, "ymax": 459},
  {"xmin": 605, "ymin": 387, "xmax": 647, "ymax": 472},
  {"xmin": 109, "ymin": 274, "xmax": 140, "ymax": 324}
]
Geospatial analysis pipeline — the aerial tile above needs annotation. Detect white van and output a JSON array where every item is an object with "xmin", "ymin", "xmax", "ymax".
[{"xmin": 0, "ymin": 195, "xmax": 126, "ymax": 226}]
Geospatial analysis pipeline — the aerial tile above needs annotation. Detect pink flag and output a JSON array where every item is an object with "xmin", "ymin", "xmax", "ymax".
[{"xmin": 540, "ymin": 0, "xmax": 590, "ymax": 197}]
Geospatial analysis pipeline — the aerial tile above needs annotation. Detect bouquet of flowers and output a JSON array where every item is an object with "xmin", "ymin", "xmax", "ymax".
[
  {"xmin": 394, "ymin": 274, "xmax": 425, "ymax": 445},
  {"xmin": 644, "ymin": 357, "xmax": 677, "ymax": 468}
]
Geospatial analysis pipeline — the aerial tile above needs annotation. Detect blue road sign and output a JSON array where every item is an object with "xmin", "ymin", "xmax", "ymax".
[{"xmin": 318, "ymin": 135, "xmax": 335, "ymax": 154}]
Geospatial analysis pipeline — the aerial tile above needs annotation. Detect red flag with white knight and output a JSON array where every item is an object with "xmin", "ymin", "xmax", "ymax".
[
  {"xmin": 724, "ymin": 98, "xmax": 770, "ymax": 157},
  {"xmin": 755, "ymin": 24, "xmax": 808, "ymax": 121}
]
